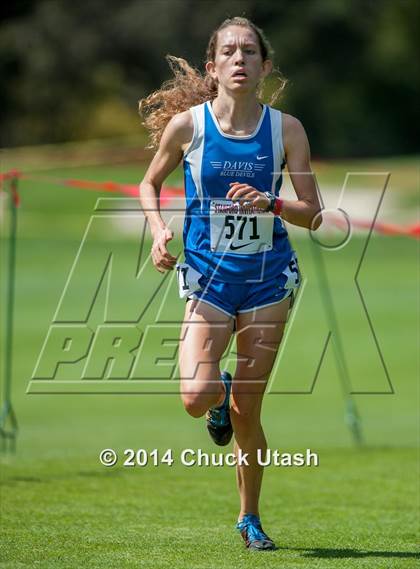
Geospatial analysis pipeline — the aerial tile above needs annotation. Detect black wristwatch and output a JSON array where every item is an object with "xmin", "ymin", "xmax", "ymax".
[{"xmin": 263, "ymin": 191, "xmax": 276, "ymax": 212}]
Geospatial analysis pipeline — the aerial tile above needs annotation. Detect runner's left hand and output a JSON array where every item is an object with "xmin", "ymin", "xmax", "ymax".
[{"xmin": 226, "ymin": 182, "xmax": 270, "ymax": 210}]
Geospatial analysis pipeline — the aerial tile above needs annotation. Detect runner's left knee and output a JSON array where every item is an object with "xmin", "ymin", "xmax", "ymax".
[{"xmin": 230, "ymin": 393, "xmax": 262, "ymax": 427}]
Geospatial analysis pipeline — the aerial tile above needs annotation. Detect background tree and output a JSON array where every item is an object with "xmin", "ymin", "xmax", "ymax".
[{"xmin": 0, "ymin": 0, "xmax": 418, "ymax": 156}]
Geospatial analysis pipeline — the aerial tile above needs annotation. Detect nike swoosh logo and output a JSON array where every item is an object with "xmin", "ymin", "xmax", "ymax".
[
  {"xmin": 229, "ymin": 242, "xmax": 252, "ymax": 251},
  {"xmin": 256, "ymin": 155, "xmax": 268, "ymax": 160}
]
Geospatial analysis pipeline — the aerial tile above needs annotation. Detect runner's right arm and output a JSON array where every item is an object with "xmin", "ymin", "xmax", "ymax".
[{"xmin": 140, "ymin": 111, "xmax": 193, "ymax": 272}]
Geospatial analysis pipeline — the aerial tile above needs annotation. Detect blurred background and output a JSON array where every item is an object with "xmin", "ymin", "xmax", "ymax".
[
  {"xmin": 1, "ymin": 0, "xmax": 419, "ymax": 156},
  {"xmin": 0, "ymin": 2, "xmax": 419, "ymax": 566}
]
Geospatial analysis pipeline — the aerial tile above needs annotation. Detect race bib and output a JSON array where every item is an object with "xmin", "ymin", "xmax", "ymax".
[
  {"xmin": 176, "ymin": 263, "xmax": 203, "ymax": 299},
  {"xmin": 210, "ymin": 200, "xmax": 274, "ymax": 255}
]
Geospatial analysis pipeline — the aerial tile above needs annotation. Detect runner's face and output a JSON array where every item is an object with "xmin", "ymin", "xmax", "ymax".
[{"xmin": 207, "ymin": 26, "xmax": 271, "ymax": 93}]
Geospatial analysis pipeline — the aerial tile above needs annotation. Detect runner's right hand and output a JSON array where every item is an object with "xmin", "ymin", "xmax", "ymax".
[{"xmin": 151, "ymin": 227, "xmax": 177, "ymax": 272}]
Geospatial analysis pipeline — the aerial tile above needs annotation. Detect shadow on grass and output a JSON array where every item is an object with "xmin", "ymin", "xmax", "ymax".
[
  {"xmin": 1, "ymin": 469, "xmax": 123, "ymax": 486},
  {"xmin": 283, "ymin": 547, "xmax": 420, "ymax": 560}
]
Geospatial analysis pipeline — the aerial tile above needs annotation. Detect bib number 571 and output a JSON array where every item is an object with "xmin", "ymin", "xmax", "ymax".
[{"xmin": 224, "ymin": 215, "xmax": 260, "ymax": 240}]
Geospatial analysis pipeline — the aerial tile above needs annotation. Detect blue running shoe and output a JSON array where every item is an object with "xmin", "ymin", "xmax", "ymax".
[
  {"xmin": 236, "ymin": 514, "xmax": 276, "ymax": 551},
  {"xmin": 206, "ymin": 371, "xmax": 233, "ymax": 446}
]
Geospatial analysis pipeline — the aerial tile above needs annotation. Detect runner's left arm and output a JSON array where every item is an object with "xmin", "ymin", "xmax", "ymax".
[
  {"xmin": 226, "ymin": 114, "xmax": 322, "ymax": 229},
  {"xmin": 278, "ymin": 114, "xmax": 322, "ymax": 229}
]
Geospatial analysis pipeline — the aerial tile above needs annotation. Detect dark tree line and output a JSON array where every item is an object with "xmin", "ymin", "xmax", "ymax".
[{"xmin": 1, "ymin": 0, "xmax": 418, "ymax": 157}]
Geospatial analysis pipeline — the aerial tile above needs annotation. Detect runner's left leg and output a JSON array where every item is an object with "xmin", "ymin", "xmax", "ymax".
[{"xmin": 231, "ymin": 297, "xmax": 291, "ymax": 519}]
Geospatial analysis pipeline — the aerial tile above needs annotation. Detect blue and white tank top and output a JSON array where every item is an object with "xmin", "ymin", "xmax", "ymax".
[{"xmin": 182, "ymin": 100, "xmax": 293, "ymax": 283}]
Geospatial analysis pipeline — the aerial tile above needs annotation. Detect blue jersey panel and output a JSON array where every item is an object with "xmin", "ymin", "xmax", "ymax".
[{"xmin": 183, "ymin": 101, "xmax": 293, "ymax": 283}]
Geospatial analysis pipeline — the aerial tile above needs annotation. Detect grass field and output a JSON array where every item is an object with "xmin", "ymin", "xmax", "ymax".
[{"xmin": 0, "ymin": 154, "xmax": 419, "ymax": 568}]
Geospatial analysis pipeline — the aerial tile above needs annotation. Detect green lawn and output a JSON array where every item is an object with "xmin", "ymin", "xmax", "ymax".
[
  {"xmin": 0, "ymin": 156, "xmax": 419, "ymax": 568},
  {"xmin": 1, "ymin": 448, "xmax": 418, "ymax": 568}
]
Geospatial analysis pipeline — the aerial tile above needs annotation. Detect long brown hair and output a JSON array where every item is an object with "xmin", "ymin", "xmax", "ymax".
[{"xmin": 139, "ymin": 17, "xmax": 287, "ymax": 149}]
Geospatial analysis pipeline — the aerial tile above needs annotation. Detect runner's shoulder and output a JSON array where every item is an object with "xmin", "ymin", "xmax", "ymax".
[
  {"xmin": 165, "ymin": 110, "xmax": 194, "ymax": 151},
  {"xmin": 282, "ymin": 113, "xmax": 309, "ymax": 151},
  {"xmin": 282, "ymin": 113, "xmax": 306, "ymax": 136}
]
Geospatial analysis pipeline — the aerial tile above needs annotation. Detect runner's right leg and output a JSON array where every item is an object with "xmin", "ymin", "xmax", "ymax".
[{"xmin": 179, "ymin": 299, "xmax": 234, "ymax": 418}]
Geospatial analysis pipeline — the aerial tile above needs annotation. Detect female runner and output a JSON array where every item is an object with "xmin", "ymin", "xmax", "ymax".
[{"xmin": 139, "ymin": 16, "xmax": 321, "ymax": 551}]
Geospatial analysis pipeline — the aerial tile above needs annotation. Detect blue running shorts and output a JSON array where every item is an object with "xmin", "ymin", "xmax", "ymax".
[{"xmin": 176, "ymin": 253, "xmax": 300, "ymax": 318}]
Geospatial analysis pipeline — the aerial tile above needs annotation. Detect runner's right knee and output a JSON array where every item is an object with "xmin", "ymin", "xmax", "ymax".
[
  {"xmin": 181, "ymin": 391, "xmax": 209, "ymax": 418},
  {"xmin": 180, "ymin": 374, "xmax": 224, "ymax": 417}
]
